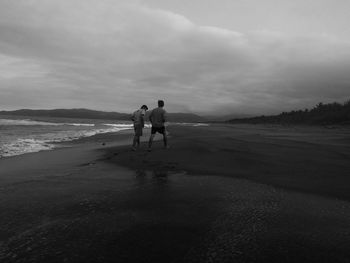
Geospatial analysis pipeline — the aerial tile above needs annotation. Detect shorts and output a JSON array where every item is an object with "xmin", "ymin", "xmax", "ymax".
[
  {"xmin": 151, "ymin": 126, "xmax": 165, "ymax": 134},
  {"xmin": 134, "ymin": 125, "xmax": 143, "ymax": 136}
]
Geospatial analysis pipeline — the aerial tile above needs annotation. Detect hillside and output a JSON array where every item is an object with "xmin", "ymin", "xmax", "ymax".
[
  {"xmin": 227, "ymin": 100, "xmax": 350, "ymax": 125},
  {"xmin": 0, "ymin": 109, "xmax": 130, "ymax": 120},
  {"xmin": 0, "ymin": 108, "xmax": 205, "ymax": 123}
]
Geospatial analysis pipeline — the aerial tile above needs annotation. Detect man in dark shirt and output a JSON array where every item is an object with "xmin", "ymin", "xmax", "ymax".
[{"xmin": 148, "ymin": 100, "xmax": 168, "ymax": 152}]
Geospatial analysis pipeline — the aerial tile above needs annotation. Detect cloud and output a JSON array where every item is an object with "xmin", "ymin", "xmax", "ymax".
[{"xmin": 0, "ymin": 0, "xmax": 350, "ymax": 113}]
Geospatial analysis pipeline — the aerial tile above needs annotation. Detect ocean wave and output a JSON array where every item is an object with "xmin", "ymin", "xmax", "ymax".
[
  {"xmin": 103, "ymin": 123, "xmax": 151, "ymax": 128},
  {"xmin": 170, "ymin": 122, "xmax": 209, "ymax": 127},
  {"xmin": 103, "ymin": 123, "xmax": 133, "ymax": 128},
  {"xmin": 0, "ymin": 119, "xmax": 95, "ymax": 127},
  {"xmin": 0, "ymin": 138, "xmax": 55, "ymax": 157},
  {"xmin": 193, "ymin": 123, "xmax": 209, "ymax": 127},
  {"xmin": 0, "ymin": 126, "xmax": 133, "ymax": 158},
  {"xmin": 0, "ymin": 119, "xmax": 60, "ymax": 126},
  {"xmin": 66, "ymin": 123, "xmax": 95, "ymax": 127}
]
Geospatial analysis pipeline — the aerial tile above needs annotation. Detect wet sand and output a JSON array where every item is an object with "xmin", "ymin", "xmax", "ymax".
[{"xmin": 1, "ymin": 124, "xmax": 350, "ymax": 262}]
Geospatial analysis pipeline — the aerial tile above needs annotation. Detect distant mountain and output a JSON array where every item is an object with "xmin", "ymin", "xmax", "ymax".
[
  {"xmin": 203, "ymin": 114, "xmax": 253, "ymax": 122},
  {"xmin": 146, "ymin": 112, "xmax": 204, "ymax": 123},
  {"xmin": 227, "ymin": 100, "xmax": 350, "ymax": 125},
  {"xmin": 173, "ymin": 113, "xmax": 205, "ymax": 122},
  {"xmin": 0, "ymin": 108, "xmax": 205, "ymax": 123},
  {"xmin": 0, "ymin": 109, "xmax": 131, "ymax": 120}
]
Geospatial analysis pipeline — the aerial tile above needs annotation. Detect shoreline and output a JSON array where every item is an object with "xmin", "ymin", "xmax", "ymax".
[
  {"xmin": 0, "ymin": 124, "xmax": 136, "ymax": 159},
  {"xmin": 1, "ymin": 123, "xmax": 350, "ymax": 262},
  {"xmin": 2, "ymin": 123, "xmax": 350, "ymax": 200}
]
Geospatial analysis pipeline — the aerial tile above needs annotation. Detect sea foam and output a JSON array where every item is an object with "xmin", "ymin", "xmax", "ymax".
[{"xmin": 0, "ymin": 119, "xmax": 134, "ymax": 158}]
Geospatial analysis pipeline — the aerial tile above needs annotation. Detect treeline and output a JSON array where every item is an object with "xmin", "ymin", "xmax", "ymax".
[{"xmin": 228, "ymin": 100, "xmax": 350, "ymax": 125}]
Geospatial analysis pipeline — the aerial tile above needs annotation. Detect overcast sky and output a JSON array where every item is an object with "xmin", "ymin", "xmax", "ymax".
[{"xmin": 1, "ymin": 0, "xmax": 350, "ymax": 114}]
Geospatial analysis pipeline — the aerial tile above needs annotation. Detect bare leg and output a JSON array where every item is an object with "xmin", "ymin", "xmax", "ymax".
[
  {"xmin": 148, "ymin": 134, "xmax": 155, "ymax": 151},
  {"xmin": 137, "ymin": 136, "xmax": 140, "ymax": 147},
  {"xmin": 163, "ymin": 133, "xmax": 168, "ymax": 148},
  {"xmin": 132, "ymin": 135, "xmax": 139, "ymax": 150}
]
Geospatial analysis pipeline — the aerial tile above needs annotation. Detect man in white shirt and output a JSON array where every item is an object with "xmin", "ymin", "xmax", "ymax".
[{"xmin": 131, "ymin": 105, "xmax": 148, "ymax": 151}]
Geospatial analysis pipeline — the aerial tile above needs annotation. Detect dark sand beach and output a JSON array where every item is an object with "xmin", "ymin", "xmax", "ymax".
[{"xmin": 1, "ymin": 124, "xmax": 350, "ymax": 262}]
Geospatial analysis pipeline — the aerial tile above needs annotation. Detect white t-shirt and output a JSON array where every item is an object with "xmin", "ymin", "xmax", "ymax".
[{"xmin": 132, "ymin": 109, "xmax": 146, "ymax": 126}]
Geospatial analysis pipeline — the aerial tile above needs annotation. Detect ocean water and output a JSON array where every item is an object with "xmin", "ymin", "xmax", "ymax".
[
  {"xmin": 0, "ymin": 116, "xmax": 137, "ymax": 158},
  {"xmin": 0, "ymin": 116, "xmax": 209, "ymax": 158}
]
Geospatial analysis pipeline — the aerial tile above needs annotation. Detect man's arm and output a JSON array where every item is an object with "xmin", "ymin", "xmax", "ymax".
[
  {"xmin": 148, "ymin": 110, "xmax": 153, "ymax": 124},
  {"xmin": 140, "ymin": 111, "xmax": 145, "ymax": 127},
  {"xmin": 163, "ymin": 111, "xmax": 167, "ymax": 124}
]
